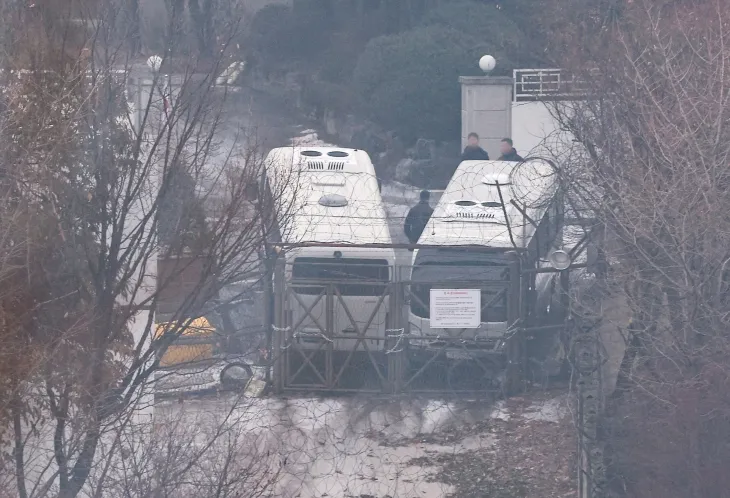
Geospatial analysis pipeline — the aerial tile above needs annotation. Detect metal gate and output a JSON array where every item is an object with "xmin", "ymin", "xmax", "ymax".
[
  {"xmin": 390, "ymin": 263, "xmax": 522, "ymax": 395},
  {"xmin": 272, "ymin": 259, "xmax": 395, "ymax": 392},
  {"xmin": 269, "ymin": 252, "xmax": 565, "ymax": 395}
]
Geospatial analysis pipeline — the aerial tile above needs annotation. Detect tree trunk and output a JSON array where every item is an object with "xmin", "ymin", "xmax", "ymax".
[
  {"xmin": 12, "ymin": 391, "xmax": 28, "ymax": 498},
  {"xmin": 188, "ymin": 0, "xmax": 215, "ymax": 58},
  {"xmin": 127, "ymin": 0, "xmax": 141, "ymax": 56}
]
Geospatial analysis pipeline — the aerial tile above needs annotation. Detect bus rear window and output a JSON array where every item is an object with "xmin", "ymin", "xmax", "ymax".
[{"xmin": 292, "ymin": 258, "xmax": 390, "ymax": 296}]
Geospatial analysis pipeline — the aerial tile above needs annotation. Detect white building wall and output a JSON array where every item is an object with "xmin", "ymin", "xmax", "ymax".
[
  {"xmin": 460, "ymin": 76, "xmax": 513, "ymax": 159},
  {"xmin": 511, "ymin": 101, "xmax": 579, "ymax": 163},
  {"xmin": 460, "ymin": 76, "xmax": 578, "ymax": 162},
  {"xmin": 512, "ymin": 101, "xmax": 556, "ymax": 158}
]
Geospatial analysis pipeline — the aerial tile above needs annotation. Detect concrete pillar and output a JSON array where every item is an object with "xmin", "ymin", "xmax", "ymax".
[{"xmin": 460, "ymin": 76, "xmax": 513, "ymax": 159}]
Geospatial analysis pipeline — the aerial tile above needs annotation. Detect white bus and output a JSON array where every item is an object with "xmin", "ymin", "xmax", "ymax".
[
  {"xmin": 408, "ymin": 159, "xmax": 567, "ymax": 375},
  {"xmin": 264, "ymin": 146, "xmax": 395, "ymax": 353}
]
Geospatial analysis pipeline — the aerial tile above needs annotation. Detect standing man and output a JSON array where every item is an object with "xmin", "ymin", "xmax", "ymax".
[
  {"xmin": 498, "ymin": 138, "xmax": 524, "ymax": 162},
  {"xmin": 404, "ymin": 190, "xmax": 434, "ymax": 250},
  {"xmin": 461, "ymin": 132, "xmax": 490, "ymax": 160}
]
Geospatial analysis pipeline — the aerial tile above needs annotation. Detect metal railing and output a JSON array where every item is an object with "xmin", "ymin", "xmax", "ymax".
[{"xmin": 513, "ymin": 68, "xmax": 590, "ymax": 102}]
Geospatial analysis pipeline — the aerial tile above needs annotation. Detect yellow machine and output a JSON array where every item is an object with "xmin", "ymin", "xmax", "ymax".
[{"xmin": 155, "ymin": 317, "xmax": 217, "ymax": 368}]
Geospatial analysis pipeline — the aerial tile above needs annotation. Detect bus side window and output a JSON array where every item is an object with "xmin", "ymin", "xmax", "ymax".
[
  {"xmin": 548, "ymin": 199, "xmax": 562, "ymax": 246},
  {"xmin": 537, "ymin": 211, "xmax": 552, "ymax": 256},
  {"xmin": 539, "ymin": 200, "xmax": 562, "ymax": 255}
]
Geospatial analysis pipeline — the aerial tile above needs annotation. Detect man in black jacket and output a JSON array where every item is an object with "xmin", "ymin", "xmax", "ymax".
[
  {"xmin": 404, "ymin": 190, "xmax": 434, "ymax": 249},
  {"xmin": 461, "ymin": 132, "xmax": 490, "ymax": 161},
  {"xmin": 498, "ymin": 138, "xmax": 524, "ymax": 162}
]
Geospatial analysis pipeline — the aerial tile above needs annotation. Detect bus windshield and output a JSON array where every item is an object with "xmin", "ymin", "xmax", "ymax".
[
  {"xmin": 410, "ymin": 249, "xmax": 510, "ymax": 322},
  {"xmin": 292, "ymin": 257, "xmax": 390, "ymax": 296}
]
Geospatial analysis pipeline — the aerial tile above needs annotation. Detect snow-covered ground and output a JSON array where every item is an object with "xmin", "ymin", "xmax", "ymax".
[
  {"xmin": 156, "ymin": 390, "xmax": 573, "ymax": 497},
  {"xmin": 148, "ymin": 90, "xmax": 589, "ymax": 497}
]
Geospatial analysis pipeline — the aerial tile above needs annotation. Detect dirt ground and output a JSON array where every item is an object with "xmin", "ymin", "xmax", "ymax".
[
  {"xmin": 365, "ymin": 388, "xmax": 577, "ymax": 498},
  {"xmin": 156, "ymin": 385, "xmax": 577, "ymax": 498}
]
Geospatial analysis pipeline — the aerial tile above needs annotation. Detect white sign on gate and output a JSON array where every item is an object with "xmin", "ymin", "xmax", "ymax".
[{"xmin": 430, "ymin": 289, "xmax": 481, "ymax": 329}]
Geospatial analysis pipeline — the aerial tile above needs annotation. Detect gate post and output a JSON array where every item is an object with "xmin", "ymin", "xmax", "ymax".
[
  {"xmin": 386, "ymin": 280, "xmax": 403, "ymax": 394},
  {"xmin": 505, "ymin": 252, "xmax": 524, "ymax": 394},
  {"xmin": 325, "ymin": 284, "xmax": 334, "ymax": 388},
  {"xmin": 263, "ymin": 255, "xmax": 274, "ymax": 386},
  {"xmin": 272, "ymin": 257, "xmax": 286, "ymax": 394},
  {"xmin": 576, "ymin": 317, "xmax": 605, "ymax": 498}
]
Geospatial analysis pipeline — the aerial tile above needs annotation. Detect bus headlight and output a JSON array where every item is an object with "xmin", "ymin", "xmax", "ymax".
[{"xmin": 548, "ymin": 249, "xmax": 572, "ymax": 270}]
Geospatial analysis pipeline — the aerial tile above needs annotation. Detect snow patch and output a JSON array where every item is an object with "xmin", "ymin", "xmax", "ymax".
[
  {"xmin": 290, "ymin": 130, "xmax": 335, "ymax": 147},
  {"xmin": 522, "ymin": 396, "xmax": 569, "ymax": 423},
  {"xmin": 490, "ymin": 400, "xmax": 511, "ymax": 421}
]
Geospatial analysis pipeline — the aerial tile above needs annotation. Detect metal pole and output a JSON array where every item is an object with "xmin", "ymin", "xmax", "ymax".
[
  {"xmin": 576, "ymin": 317, "xmax": 604, "ymax": 498},
  {"xmin": 272, "ymin": 257, "xmax": 285, "ymax": 393},
  {"xmin": 505, "ymin": 252, "xmax": 523, "ymax": 394},
  {"xmin": 326, "ymin": 284, "xmax": 334, "ymax": 388},
  {"xmin": 269, "ymin": 241, "xmax": 529, "ymax": 252},
  {"xmin": 263, "ymin": 254, "xmax": 274, "ymax": 386},
  {"xmin": 559, "ymin": 269, "xmax": 570, "ymax": 318},
  {"xmin": 387, "ymin": 277, "xmax": 403, "ymax": 394}
]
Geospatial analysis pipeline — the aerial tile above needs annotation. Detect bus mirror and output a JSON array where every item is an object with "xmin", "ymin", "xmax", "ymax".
[{"xmin": 548, "ymin": 249, "xmax": 572, "ymax": 271}]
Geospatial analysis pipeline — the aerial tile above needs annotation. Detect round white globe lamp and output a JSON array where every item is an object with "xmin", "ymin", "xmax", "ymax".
[
  {"xmin": 147, "ymin": 55, "xmax": 162, "ymax": 73},
  {"xmin": 479, "ymin": 55, "xmax": 496, "ymax": 74}
]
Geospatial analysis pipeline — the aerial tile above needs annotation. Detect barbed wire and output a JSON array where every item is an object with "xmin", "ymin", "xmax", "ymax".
[{"xmin": 0, "ymin": 17, "xmax": 587, "ymax": 498}]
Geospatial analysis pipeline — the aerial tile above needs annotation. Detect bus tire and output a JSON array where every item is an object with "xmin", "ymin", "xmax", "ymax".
[{"xmin": 219, "ymin": 362, "xmax": 253, "ymax": 388}]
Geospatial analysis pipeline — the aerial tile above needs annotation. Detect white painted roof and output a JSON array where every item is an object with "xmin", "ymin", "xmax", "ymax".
[
  {"xmin": 418, "ymin": 159, "xmax": 558, "ymax": 248},
  {"xmin": 266, "ymin": 147, "xmax": 393, "ymax": 246}
]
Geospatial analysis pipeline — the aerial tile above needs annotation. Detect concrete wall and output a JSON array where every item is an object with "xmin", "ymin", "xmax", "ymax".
[{"xmin": 460, "ymin": 76, "xmax": 513, "ymax": 159}]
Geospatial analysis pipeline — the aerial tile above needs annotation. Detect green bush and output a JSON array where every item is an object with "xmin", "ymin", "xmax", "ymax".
[
  {"xmin": 247, "ymin": 4, "xmax": 298, "ymax": 64},
  {"xmin": 247, "ymin": 1, "xmax": 333, "ymax": 65},
  {"xmin": 248, "ymin": 0, "xmax": 538, "ymax": 141},
  {"xmin": 420, "ymin": 0, "xmax": 527, "ymax": 64},
  {"xmin": 353, "ymin": 26, "xmax": 490, "ymax": 142}
]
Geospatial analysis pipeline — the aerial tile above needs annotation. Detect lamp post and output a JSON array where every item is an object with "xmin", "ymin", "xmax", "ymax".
[{"xmin": 146, "ymin": 55, "xmax": 170, "ymax": 119}]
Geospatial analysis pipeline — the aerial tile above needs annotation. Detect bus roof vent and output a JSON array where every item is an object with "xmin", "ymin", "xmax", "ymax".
[
  {"xmin": 454, "ymin": 210, "xmax": 496, "ymax": 220},
  {"xmin": 318, "ymin": 194, "xmax": 349, "ymax": 207},
  {"xmin": 327, "ymin": 150, "xmax": 349, "ymax": 158},
  {"xmin": 301, "ymin": 150, "xmax": 323, "ymax": 157},
  {"xmin": 444, "ymin": 201, "xmax": 501, "ymax": 223},
  {"xmin": 482, "ymin": 173, "xmax": 511, "ymax": 186},
  {"xmin": 327, "ymin": 161, "xmax": 345, "ymax": 171},
  {"xmin": 307, "ymin": 161, "xmax": 325, "ymax": 170}
]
